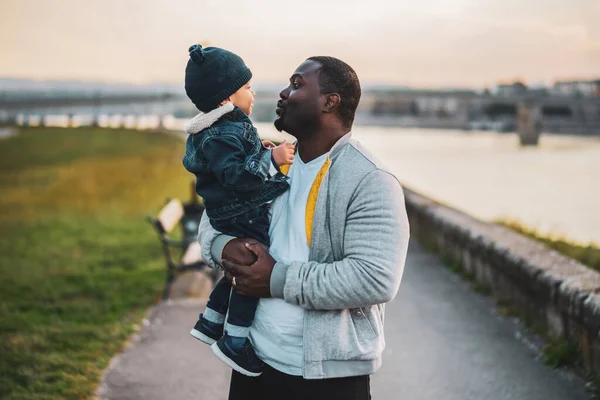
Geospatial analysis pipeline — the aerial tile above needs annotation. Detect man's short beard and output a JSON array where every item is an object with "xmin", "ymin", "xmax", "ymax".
[{"xmin": 274, "ymin": 117, "xmax": 284, "ymax": 132}]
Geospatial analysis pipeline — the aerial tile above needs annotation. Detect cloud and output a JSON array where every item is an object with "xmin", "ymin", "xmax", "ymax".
[{"xmin": 0, "ymin": 0, "xmax": 598, "ymax": 86}]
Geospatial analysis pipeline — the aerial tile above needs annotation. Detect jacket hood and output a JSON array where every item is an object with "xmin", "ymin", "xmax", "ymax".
[{"xmin": 184, "ymin": 102, "xmax": 235, "ymax": 134}]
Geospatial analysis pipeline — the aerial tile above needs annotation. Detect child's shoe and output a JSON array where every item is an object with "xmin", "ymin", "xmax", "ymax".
[
  {"xmin": 189, "ymin": 313, "xmax": 224, "ymax": 345},
  {"xmin": 211, "ymin": 332, "xmax": 264, "ymax": 377}
]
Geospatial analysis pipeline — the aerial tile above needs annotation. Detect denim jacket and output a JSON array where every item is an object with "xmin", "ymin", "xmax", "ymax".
[{"xmin": 182, "ymin": 103, "xmax": 289, "ymax": 221}]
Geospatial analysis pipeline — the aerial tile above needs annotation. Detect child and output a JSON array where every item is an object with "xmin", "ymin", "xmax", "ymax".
[{"xmin": 182, "ymin": 44, "xmax": 294, "ymax": 377}]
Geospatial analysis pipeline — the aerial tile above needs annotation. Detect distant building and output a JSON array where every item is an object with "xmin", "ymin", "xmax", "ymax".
[
  {"xmin": 494, "ymin": 82, "xmax": 528, "ymax": 97},
  {"xmin": 552, "ymin": 80, "xmax": 600, "ymax": 97}
]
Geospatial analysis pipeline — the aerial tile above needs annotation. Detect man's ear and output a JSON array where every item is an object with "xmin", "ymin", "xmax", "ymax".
[{"xmin": 323, "ymin": 93, "xmax": 341, "ymax": 113}]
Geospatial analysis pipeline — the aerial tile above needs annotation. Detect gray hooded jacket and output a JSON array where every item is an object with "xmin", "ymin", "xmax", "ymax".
[{"xmin": 198, "ymin": 132, "xmax": 410, "ymax": 379}]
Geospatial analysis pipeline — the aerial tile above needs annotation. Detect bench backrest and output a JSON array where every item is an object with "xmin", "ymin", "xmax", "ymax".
[
  {"xmin": 155, "ymin": 199, "xmax": 184, "ymax": 234},
  {"xmin": 147, "ymin": 198, "xmax": 205, "ymax": 271}
]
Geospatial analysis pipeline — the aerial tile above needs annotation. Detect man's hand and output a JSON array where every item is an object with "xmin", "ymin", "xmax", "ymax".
[
  {"xmin": 272, "ymin": 140, "xmax": 295, "ymax": 167},
  {"xmin": 221, "ymin": 242, "xmax": 276, "ymax": 298},
  {"xmin": 222, "ymin": 238, "xmax": 258, "ymax": 266}
]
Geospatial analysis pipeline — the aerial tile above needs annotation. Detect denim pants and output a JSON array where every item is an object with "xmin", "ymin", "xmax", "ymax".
[{"xmin": 206, "ymin": 205, "xmax": 270, "ymax": 329}]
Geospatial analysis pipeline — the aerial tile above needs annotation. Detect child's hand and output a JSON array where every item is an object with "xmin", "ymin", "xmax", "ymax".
[
  {"xmin": 272, "ymin": 140, "xmax": 295, "ymax": 166},
  {"xmin": 262, "ymin": 140, "xmax": 276, "ymax": 149}
]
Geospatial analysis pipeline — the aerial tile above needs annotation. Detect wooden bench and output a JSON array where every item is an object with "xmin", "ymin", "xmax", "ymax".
[{"xmin": 147, "ymin": 197, "xmax": 219, "ymax": 298}]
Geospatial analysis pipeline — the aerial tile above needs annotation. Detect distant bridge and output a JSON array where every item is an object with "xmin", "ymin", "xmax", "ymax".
[
  {"xmin": 0, "ymin": 92, "xmax": 178, "ymax": 109},
  {"xmin": 0, "ymin": 92, "xmax": 190, "ymax": 129},
  {"xmin": 357, "ymin": 90, "xmax": 600, "ymax": 143},
  {"xmin": 3, "ymin": 88, "xmax": 600, "ymax": 145}
]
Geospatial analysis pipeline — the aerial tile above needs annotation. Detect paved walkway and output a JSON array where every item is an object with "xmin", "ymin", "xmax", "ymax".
[{"xmin": 97, "ymin": 241, "xmax": 590, "ymax": 400}]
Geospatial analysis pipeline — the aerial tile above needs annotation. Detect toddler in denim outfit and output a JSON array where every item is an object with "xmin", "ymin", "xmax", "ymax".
[{"xmin": 182, "ymin": 44, "xmax": 294, "ymax": 377}]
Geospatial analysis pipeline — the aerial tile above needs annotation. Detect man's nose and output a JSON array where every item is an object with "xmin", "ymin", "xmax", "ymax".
[{"xmin": 279, "ymin": 86, "xmax": 290, "ymax": 100}]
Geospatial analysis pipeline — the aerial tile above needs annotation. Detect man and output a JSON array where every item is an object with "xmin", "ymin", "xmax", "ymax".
[{"xmin": 198, "ymin": 56, "xmax": 410, "ymax": 400}]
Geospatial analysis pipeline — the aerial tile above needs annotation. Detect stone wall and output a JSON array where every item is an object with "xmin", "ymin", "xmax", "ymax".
[{"xmin": 404, "ymin": 187, "xmax": 600, "ymax": 375}]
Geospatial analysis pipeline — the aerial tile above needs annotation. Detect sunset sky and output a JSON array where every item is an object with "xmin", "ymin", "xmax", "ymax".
[{"xmin": 1, "ymin": 0, "xmax": 598, "ymax": 88}]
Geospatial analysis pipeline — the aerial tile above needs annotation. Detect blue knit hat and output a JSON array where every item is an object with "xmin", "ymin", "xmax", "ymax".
[{"xmin": 184, "ymin": 45, "xmax": 253, "ymax": 112}]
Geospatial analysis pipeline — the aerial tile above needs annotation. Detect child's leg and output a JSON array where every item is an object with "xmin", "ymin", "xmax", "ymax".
[
  {"xmin": 225, "ymin": 290, "xmax": 259, "ymax": 338},
  {"xmin": 204, "ymin": 275, "xmax": 231, "ymax": 324},
  {"xmin": 211, "ymin": 291, "xmax": 263, "ymax": 376},
  {"xmin": 190, "ymin": 275, "xmax": 230, "ymax": 344},
  {"xmin": 209, "ymin": 209, "xmax": 267, "ymax": 376}
]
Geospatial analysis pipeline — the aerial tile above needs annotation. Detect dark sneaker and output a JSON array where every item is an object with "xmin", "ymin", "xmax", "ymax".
[
  {"xmin": 211, "ymin": 332, "xmax": 264, "ymax": 377},
  {"xmin": 189, "ymin": 314, "xmax": 224, "ymax": 345}
]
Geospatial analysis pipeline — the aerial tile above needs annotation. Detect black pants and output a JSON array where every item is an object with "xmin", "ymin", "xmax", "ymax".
[
  {"xmin": 208, "ymin": 206, "xmax": 270, "ymax": 328},
  {"xmin": 228, "ymin": 363, "xmax": 371, "ymax": 400}
]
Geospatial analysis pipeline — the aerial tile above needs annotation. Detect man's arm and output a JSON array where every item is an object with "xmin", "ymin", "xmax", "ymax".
[
  {"xmin": 270, "ymin": 169, "xmax": 409, "ymax": 310},
  {"xmin": 198, "ymin": 212, "xmax": 258, "ymax": 269},
  {"xmin": 198, "ymin": 212, "xmax": 233, "ymax": 269}
]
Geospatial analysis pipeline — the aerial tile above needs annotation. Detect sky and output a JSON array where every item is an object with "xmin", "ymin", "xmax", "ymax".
[{"xmin": 1, "ymin": 0, "xmax": 599, "ymax": 88}]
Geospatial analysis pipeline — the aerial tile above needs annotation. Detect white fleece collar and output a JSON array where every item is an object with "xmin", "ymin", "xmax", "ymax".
[{"xmin": 184, "ymin": 102, "xmax": 235, "ymax": 134}]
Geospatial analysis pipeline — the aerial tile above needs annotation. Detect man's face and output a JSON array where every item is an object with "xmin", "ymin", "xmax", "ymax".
[{"xmin": 274, "ymin": 60, "xmax": 324, "ymax": 135}]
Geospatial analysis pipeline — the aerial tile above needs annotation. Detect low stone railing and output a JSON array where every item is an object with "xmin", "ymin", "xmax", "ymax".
[{"xmin": 404, "ymin": 187, "xmax": 600, "ymax": 375}]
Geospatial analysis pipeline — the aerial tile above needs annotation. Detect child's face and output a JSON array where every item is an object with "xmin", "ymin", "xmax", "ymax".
[{"xmin": 229, "ymin": 81, "xmax": 255, "ymax": 116}]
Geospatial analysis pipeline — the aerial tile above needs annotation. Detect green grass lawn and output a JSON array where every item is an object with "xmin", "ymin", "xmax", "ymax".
[
  {"xmin": 0, "ymin": 127, "xmax": 192, "ymax": 399},
  {"xmin": 498, "ymin": 220, "xmax": 600, "ymax": 273}
]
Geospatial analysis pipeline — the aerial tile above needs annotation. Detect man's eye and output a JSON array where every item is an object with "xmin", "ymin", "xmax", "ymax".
[{"xmin": 293, "ymin": 80, "xmax": 300, "ymax": 89}]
